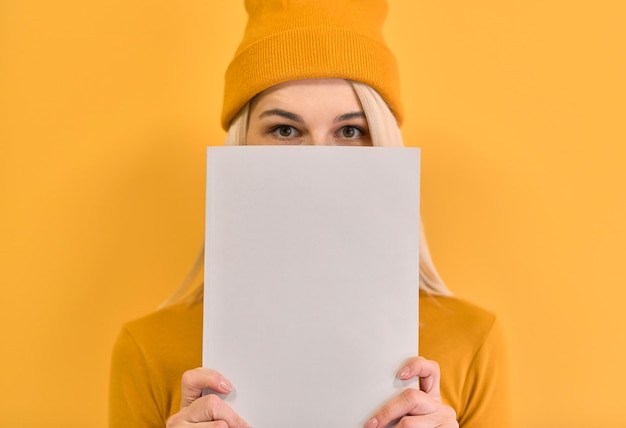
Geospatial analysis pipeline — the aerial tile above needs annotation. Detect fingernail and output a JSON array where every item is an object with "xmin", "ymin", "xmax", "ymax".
[
  {"xmin": 365, "ymin": 417, "xmax": 379, "ymax": 427},
  {"xmin": 220, "ymin": 379, "xmax": 233, "ymax": 392},
  {"xmin": 398, "ymin": 367, "xmax": 411, "ymax": 378}
]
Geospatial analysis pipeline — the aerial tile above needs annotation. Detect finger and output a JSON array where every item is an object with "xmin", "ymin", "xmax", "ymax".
[
  {"xmin": 364, "ymin": 388, "xmax": 439, "ymax": 428},
  {"xmin": 180, "ymin": 367, "xmax": 234, "ymax": 408},
  {"xmin": 167, "ymin": 394, "xmax": 251, "ymax": 428},
  {"xmin": 396, "ymin": 356, "xmax": 441, "ymax": 399},
  {"xmin": 395, "ymin": 405, "xmax": 459, "ymax": 428},
  {"xmin": 395, "ymin": 411, "xmax": 459, "ymax": 428},
  {"xmin": 168, "ymin": 421, "xmax": 229, "ymax": 428},
  {"xmin": 187, "ymin": 394, "xmax": 251, "ymax": 427}
]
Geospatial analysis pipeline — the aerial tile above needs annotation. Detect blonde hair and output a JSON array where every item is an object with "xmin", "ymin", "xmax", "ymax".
[{"xmin": 161, "ymin": 81, "xmax": 450, "ymax": 307}]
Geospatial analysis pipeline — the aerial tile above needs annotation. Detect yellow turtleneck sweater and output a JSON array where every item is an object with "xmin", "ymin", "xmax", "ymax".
[{"xmin": 109, "ymin": 293, "xmax": 511, "ymax": 427}]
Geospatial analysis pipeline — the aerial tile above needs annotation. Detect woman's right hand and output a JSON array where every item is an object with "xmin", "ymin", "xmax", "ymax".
[{"xmin": 166, "ymin": 367, "xmax": 251, "ymax": 427}]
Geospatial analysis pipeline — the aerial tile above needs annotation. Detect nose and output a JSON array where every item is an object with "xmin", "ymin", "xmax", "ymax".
[{"xmin": 310, "ymin": 132, "xmax": 332, "ymax": 146}]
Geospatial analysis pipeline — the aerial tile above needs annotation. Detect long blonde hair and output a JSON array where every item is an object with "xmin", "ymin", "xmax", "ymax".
[{"xmin": 161, "ymin": 80, "xmax": 451, "ymax": 307}]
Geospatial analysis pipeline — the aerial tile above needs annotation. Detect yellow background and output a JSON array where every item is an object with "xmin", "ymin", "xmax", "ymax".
[{"xmin": 1, "ymin": 1, "xmax": 625, "ymax": 426}]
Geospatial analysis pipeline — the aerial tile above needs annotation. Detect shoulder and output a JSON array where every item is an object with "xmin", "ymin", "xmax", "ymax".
[
  {"xmin": 420, "ymin": 293, "xmax": 498, "ymax": 340},
  {"xmin": 122, "ymin": 302, "xmax": 203, "ymax": 338},
  {"xmin": 117, "ymin": 302, "xmax": 203, "ymax": 367},
  {"xmin": 110, "ymin": 304, "xmax": 203, "ymax": 425},
  {"xmin": 419, "ymin": 292, "xmax": 503, "ymax": 363},
  {"xmin": 419, "ymin": 293, "xmax": 510, "ymax": 424}
]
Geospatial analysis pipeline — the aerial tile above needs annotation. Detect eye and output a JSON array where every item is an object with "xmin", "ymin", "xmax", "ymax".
[
  {"xmin": 271, "ymin": 125, "xmax": 299, "ymax": 138},
  {"xmin": 339, "ymin": 126, "xmax": 363, "ymax": 139}
]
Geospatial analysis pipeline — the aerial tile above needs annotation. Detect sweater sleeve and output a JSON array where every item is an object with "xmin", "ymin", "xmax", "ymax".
[
  {"xmin": 457, "ymin": 317, "xmax": 512, "ymax": 428},
  {"xmin": 109, "ymin": 326, "xmax": 167, "ymax": 428}
]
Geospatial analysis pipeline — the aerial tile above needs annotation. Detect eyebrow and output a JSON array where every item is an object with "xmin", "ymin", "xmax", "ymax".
[
  {"xmin": 258, "ymin": 109, "xmax": 367, "ymax": 124},
  {"xmin": 335, "ymin": 111, "xmax": 366, "ymax": 122},
  {"xmin": 258, "ymin": 109, "xmax": 304, "ymax": 123}
]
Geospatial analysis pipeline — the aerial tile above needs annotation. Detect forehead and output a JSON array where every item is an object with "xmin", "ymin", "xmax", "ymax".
[{"xmin": 251, "ymin": 79, "xmax": 362, "ymax": 112}]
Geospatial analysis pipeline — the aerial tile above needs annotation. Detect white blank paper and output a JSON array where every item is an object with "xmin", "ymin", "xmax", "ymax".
[{"xmin": 203, "ymin": 146, "xmax": 420, "ymax": 427}]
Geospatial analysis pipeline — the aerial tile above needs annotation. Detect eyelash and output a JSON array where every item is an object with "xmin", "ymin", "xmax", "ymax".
[
  {"xmin": 338, "ymin": 126, "xmax": 365, "ymax": 139},
  {"xmin": 270, "ymin": 125, "xmax": 301, "ymax": 139},
  {"xmin": 268, "ymin": 125, "xmax": 367, "ymax": 139}
]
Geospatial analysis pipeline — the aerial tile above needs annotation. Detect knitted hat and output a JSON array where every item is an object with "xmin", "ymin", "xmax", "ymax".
[{"xmin": 221, "ymin": 0, "xmax": 402, "ymax": 130}]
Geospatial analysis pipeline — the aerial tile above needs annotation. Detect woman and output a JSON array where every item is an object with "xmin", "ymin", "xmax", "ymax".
[{"xmin": 109, "ymin": 1, "xmax": 511, "ymax": 427}]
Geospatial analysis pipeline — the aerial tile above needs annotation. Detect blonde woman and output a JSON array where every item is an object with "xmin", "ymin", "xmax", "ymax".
[{"xmin": 110, "ymin": 2, "xmax": 511, "ymax": 427}]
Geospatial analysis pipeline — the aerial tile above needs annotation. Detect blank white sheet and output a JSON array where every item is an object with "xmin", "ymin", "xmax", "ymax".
[{"xmin": 203, "ymin": 146, "xmax": 420, "ymax": 427}]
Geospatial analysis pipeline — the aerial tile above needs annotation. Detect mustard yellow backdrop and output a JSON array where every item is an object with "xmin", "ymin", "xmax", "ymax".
[{"xmin": 1, "ymin": 1, "xmax": 624, "ymax": 427}]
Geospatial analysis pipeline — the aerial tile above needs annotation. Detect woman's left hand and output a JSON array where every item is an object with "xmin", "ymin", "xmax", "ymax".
[{"xmin": 364, "ymin": 356, "xmax": 459, "ymax": 428}]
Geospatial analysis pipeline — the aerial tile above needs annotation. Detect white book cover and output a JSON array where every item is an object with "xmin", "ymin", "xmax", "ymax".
[{"xmin": 203, "ymin": 146, "xmax": 420, "ymax": 427}]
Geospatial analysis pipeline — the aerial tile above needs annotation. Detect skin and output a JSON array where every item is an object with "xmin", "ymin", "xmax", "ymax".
[
  {"xmin": 246, "ymin": 78, "xmax": 373, "ymax": 147},
  {"xmin": 166, "ymin": 79, "xmax": 458, "ymax": 428}
]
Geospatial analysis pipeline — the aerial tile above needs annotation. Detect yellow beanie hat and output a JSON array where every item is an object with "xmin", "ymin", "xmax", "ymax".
[{"xmin": 221, "ymin": 0, "xmax": 402, "ymax": 130}]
